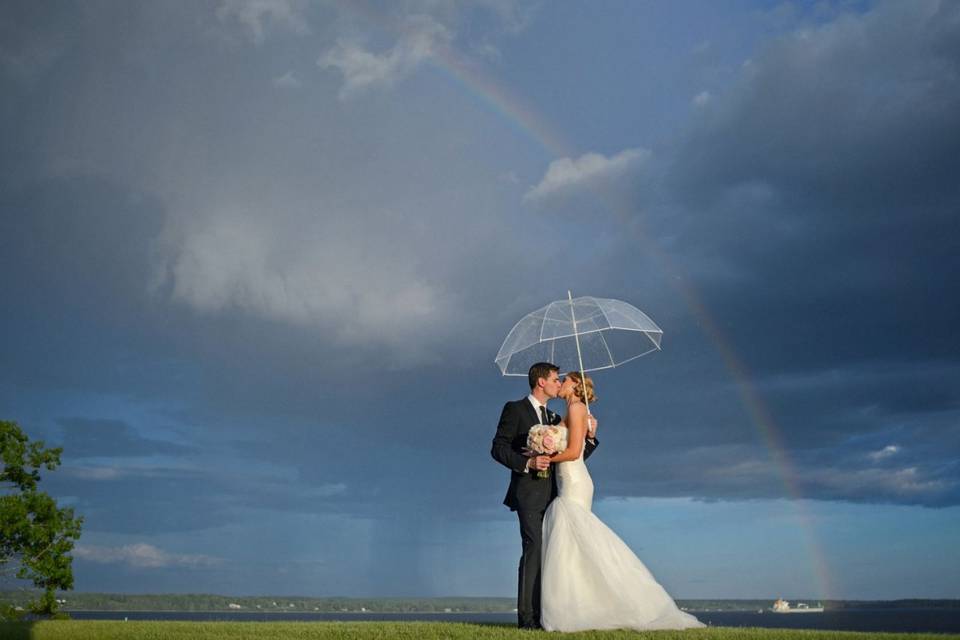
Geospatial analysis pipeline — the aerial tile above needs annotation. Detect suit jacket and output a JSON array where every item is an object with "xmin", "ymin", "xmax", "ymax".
[{"xmin": 491, "ymin": 397, "xmax": 598, "ymax": 511}]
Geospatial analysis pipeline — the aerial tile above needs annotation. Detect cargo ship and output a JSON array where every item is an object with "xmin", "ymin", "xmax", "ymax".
[{"xmin": 770, "ymin": 598, "xmax": 824, "ymax": 613}]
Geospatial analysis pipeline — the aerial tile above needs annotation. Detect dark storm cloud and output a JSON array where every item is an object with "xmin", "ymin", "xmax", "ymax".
[
  {"xmin": 47, "ymin": 452, "xmax": 356, "ymax": 534},
  {"xmin": 593, "ymin": 424, "xmax": 960, "ymax": 508},
  {"xmin": 673, "ymin": 1, "xmax": 960, "ymax": 200},
  {"xmin": 658, "ymin": 0, "xmax": 960, "ymax": 372},
  {"xmin": 587, "ymin": 355, "xmax": 960, "ymax": 508},
  {"xmin": 0, "ymin": 174, "xmax": 163, "ymax": 308},
  {"xmin": 0, "ymin": 1, "xmax": 75, "ymax": 84},
  {"xmin": 57, "ymin": 417, "xmax": 193, "ymax": 458},
  {"xmin": 545, "ymin": 0, "xmax": 960, "ymax": 508},
  {"xmin": 0, "ymin": 173, "xmax": 181, "ymax": 398},
  {"xmin": 48, "ymin": 466, "xmax": 236, "ymax": 534}
]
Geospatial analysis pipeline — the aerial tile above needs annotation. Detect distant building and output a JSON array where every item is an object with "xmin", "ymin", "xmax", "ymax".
[{"xmin": 228, "ymin": 603, "xmax": 242, "ymax": 609}]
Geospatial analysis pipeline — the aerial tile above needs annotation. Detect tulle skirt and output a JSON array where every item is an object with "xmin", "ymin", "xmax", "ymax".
[{"xmin": 541, "ymin": 495, "xmax": 705, "ymax": 632}]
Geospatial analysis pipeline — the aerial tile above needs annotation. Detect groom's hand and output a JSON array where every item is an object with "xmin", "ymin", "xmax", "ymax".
[
  {"xmin": 587, "ymin": 413, "xmax": 598, "ymax": 440},
  {"xmin": 527, "ymin": 455, "xmax": 551, "ymax": 472},
  {"xmin": 587, "ymin": 414, "xmax": 598, "ymax": 439}
]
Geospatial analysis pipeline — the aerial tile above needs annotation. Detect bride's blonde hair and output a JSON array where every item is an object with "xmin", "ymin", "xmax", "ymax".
[{"xmin": 567, "ymin": 371, "xmax": 596, "ymax": 404}]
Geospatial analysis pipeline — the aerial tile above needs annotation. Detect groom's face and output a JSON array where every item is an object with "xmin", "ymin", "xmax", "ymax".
[{"xmin": 540, "ymin": 371, "xmax": 561, "ymax": 399}]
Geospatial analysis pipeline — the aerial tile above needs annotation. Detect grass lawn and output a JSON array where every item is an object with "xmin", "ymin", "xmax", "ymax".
[{"xmin": 1, "ymin": 621, "xmax": 957, "ymax": 639}]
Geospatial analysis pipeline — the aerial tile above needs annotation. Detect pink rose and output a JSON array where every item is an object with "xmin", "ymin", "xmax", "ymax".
[{"xmin": 542, "ymin": 435, "xmax": 555, "ymax": 451}]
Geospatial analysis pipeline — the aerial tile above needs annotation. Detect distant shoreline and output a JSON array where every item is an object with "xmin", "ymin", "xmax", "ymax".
[
  {"xmin": 59, "ymin": 605, "xmax": 960, "ymax": 614},
  {"xmin": 4, "ymin": 592, "xmax": 959, "ymax": 613},
  {"xmin": 63, "ymin": 609, "xmax": 513, "ymax": 614}
]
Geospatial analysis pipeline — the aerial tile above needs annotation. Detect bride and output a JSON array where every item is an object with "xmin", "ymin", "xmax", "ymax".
[{"xmin": 540, "ymin": 372, "xmax": 705, "ymax": 631}]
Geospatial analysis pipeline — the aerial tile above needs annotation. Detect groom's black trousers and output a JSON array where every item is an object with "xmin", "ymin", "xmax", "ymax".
[{"xmin": 516, "ymin": 505, "xmax": 547, "ymax": 629}]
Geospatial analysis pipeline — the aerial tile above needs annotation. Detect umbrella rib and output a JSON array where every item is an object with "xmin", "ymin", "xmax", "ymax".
[
  {"xmin": 600, "ymin": 332, "xmax": 616, "ymax": 368},
  {"xmin": 542, "ymin": 326, "xmax": 634, "ymax": 340},
  {"xmin": 594, "ymin": 302, "xmax": 620, "ymax": 366},
  {"xmin": 574, "ymin": 299, "xmax": 607, "ymax": 324},
  {"xmin": 596, "ymin": 297, "xmax": 661, "ymax": 332},
  {"xmin": 559, "ymin": 362, "xmax": 617, "ymax": 374},
  {"xmin": 613, "ymin": 346, "xmax": 661, "ymax": 368},
  {"xmin": 496, "ymin": 307, "xmax": 543, "ymax": 361},
  {"xmin": 538, "ymin": 302, "xmax": 554, "ymax": 343},
  {"xmin": 596, "ymin": 298, "xmax": 617, "ymax": 329}
]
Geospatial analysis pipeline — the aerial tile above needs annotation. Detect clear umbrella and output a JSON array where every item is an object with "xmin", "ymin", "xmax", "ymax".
[{"xmin": 495, "ymin": 292, "xmax": 663, "ymax": 411}]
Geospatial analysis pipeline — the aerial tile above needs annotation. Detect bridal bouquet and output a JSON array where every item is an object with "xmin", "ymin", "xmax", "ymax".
[{"xmin": 525, "ymin": 425, "xmax": 568, "ymax": 479}]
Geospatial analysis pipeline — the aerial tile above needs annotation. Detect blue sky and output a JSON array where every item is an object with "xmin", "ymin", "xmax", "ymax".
[{"xmin": 1, "ymin": 0, "xmax": 958, "ymax": 599}]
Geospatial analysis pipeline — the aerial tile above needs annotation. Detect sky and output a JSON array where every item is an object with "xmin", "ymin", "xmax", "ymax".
[{"xmin": 1, "ymin": 0, "xmax": 958, "ymax": 600}]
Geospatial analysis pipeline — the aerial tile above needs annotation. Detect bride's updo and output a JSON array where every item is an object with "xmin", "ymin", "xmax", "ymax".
[{"xmin": 567, "ymin": 371, "xmax": 597, "ymax": 404}]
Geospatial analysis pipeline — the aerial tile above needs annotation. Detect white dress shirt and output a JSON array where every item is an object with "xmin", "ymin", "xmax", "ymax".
[
  {"xmin": 528, "ymin": 394, "xmax": 548, "ymax": 425},
  {"xmin": 525, "ymin": 394, "xmax": 549, "ymax": 473}
]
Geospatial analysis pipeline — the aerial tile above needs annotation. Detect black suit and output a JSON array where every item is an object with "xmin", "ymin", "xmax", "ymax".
[{"xmin": 491, "ymin": 397, "xmax": 598, "ymax": 629}]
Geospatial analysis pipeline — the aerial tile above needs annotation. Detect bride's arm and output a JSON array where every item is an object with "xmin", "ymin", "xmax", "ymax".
[{"xmin": 549, "ymin": 403, "xmax": 587, "ymax": 464}]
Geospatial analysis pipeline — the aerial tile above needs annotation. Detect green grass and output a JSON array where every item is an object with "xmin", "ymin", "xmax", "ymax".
[{"xmin": 0, "ymin": 621, "xmax": 957, "ymax": 640}]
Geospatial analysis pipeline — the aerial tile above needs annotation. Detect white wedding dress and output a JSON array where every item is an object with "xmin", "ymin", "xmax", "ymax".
[{"xmin": 541, "ymin": 437, "xmax": 705, "ymax": 632}]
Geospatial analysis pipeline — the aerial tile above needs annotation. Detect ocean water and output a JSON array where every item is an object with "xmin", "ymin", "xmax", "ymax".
[{"xmin": 67, "ymin": 609, "xmax": 960, "ymax": 633}]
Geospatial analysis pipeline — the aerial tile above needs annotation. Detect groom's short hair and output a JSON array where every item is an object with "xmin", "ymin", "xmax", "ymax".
[{"xmin": 528, "ymin": 362, "xmax": 560, "ymax": 390}]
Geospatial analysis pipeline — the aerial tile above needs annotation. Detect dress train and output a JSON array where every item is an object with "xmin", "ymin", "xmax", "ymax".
[{"xmin": 540, "ymin": 452, "xmax": 704, "ymax": 631}]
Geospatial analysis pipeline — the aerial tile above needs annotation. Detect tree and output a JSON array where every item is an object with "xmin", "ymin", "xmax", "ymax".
[{"xmin": 1, "ymin": 420, "xmax": 83, "ymax": 618}]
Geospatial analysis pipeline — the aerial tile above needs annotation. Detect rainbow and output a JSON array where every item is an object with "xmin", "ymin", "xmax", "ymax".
[
  {"xmin": 430, "ymin": 43, "xmax": 834, "ymax": 602},
  {"xmin": 335, "ymin": 3, "xmax": 833, "ymax": 601}
]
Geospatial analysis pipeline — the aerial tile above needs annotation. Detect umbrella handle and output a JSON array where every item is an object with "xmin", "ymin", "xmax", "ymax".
[{"xmin": 568, "ymin": 290, "xmax": 590, "ymax": 416}]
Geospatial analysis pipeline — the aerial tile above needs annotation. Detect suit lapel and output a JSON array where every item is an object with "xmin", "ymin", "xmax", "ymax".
[{"xmin": 521, "ymin": 397, "xmax": 539, "ymax": 429}]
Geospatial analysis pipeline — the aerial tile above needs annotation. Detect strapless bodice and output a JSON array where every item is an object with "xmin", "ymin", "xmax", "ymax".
[{"xmin": 556, "ymin": 456, "xmax": 593, "ymax": 511}]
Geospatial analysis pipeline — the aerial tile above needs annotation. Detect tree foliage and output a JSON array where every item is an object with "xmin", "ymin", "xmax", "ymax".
[{"xmin": 1, "ymin": 420, "xmax": 83, "ymax": 618}]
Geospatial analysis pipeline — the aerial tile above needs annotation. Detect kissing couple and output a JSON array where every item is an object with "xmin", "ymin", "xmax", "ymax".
[{"xmin": 491, "ymin": 362, "xmax": 704, "ymax": 631}]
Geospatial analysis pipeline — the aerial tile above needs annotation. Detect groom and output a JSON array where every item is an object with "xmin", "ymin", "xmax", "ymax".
[{"xmin": 491, "ymin": 362, "xmax": 598, "ymax": 630}]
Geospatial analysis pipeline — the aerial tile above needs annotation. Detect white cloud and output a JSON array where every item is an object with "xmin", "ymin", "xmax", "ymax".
[
  {"xmin": 318, "ymin": 15, "xmax": 451, "ymax": 99},
  {"xmin": 311, "ymin": 483, "xmax": 347, "ymax": 497},
  {"xmin": 868, "ymin": 444, "xmax": 901, "ymax": 462},
  {"xmin": 216, "ymin": 0, "xmax": 310, "ymax": 45},
  {"xmin": 152, "ymin": 206, "xmax": 453, "ymax": 354},
  {"xmin": 63, "ymin": 466, "xmax": 125, "ymax": 481},
  {"xmin": 707, "ymin": 458, "xmax": 777, "ymax": 480},
  {"xmin": 74, "ymin": 543, "xmax": 221, "ymax": 568},
  {"xmin": 499, "ymin": 171, "xmax": 520, "ymax": 185},
  {"xmin": 524, "ymin": 148, "xmax": 649, "ymax": 203},
  {"xmin": 806, "ymin": 465, "xmax": 950, "ymax": 500},
  {"xmin": 692, "ymin": 90, "xmax": 712, "ymax": 107},
  {"xmin": 272, "ymin": 70, "xmax": 302, "ymax": 89},
  {"xmin": 885, "ymin": 467, "xmax": 947, "ymax": 494},
  {"xmin": 692, "ymin": 40, "xmax": 712, "ymax": 56}
]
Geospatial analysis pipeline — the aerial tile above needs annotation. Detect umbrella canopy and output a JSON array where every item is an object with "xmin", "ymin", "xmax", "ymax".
[{"xmin": 495, "ymin": 295, "xmax": 663, "ymax": 376}]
